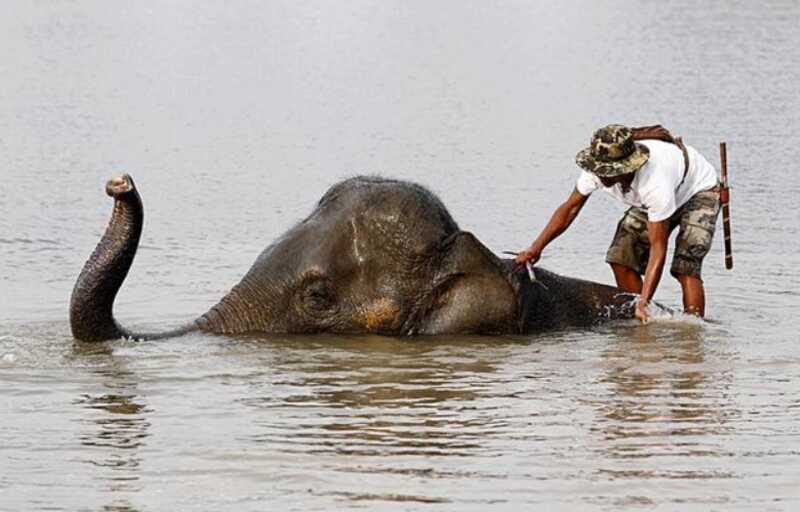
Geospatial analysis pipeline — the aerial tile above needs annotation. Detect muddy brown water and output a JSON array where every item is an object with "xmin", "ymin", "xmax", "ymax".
[{"xmin": 2, "ymin": 1, "xmax": 799, "ymax": 510}]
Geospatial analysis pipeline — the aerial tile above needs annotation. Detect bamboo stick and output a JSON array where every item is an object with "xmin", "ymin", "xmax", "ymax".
[{"xmin": 719, "ymin": 142, "xmax": 733, "ymax": 270}]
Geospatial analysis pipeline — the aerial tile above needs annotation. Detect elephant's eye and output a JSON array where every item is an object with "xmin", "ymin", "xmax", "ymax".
[{"xmin": 302, "ymin": 279, "xmax": 335, "ymax": 311}]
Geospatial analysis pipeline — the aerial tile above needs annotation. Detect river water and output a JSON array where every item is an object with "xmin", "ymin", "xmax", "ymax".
[{"xmin": 2, "ymin": 1, "xmax": 799, "ymax": 510}]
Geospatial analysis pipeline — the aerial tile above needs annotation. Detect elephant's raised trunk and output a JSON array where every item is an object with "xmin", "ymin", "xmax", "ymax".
[
  {"xmin": 70, "ymin": 175, "xmax": 143, "ymax": 341},
  {"xmin": 70, "ymin": 175, "xmax": 196, "ymax": 342}
]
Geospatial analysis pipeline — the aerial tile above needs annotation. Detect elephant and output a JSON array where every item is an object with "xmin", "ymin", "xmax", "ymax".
[{"xmin": 70, "ymin": 174, "xmax": 635, "ymax": 342}]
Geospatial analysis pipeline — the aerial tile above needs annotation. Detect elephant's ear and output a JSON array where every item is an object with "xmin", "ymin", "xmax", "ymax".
[{"xmin": 417, "ymin": 231, "xmax": 518, "ymax": 334}]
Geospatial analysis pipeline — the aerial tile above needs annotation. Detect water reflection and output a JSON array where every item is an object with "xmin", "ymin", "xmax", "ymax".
[
  {"xmin": 236, "ymin": 336, "xmax": 509, "ymax": 458},
  {"xmin": 591, "ymin": 323, "xmax": 737, "ymax": 480},
  {"xmin": 97, "ymin": 504, "xmax": 140, "ymax": 512},
  {"xmin": 72, "ymin": 342, "xmax": 150, "ymax": 501}
]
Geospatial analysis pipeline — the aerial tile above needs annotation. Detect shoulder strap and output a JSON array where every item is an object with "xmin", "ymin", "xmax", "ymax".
[
  {"xmin": 673, "ymin": 136, "xmax": 690, "ymax": 186},
  {"xmin": 631, "ymin": 124, "xmax": 689, "ymax": 186}
]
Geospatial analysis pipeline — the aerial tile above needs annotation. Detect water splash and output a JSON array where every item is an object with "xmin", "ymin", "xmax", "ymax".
[{"xmin": 644, "ymin": 302, "xmax": 707, "ymax": 325}]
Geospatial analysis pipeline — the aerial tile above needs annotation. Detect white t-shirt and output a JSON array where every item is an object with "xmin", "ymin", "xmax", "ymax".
[{"xmin": 575, "ymin": 139, "xmax": 719, "ymax": 222}]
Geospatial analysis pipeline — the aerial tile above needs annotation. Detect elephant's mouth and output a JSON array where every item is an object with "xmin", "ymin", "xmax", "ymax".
[{"xmin": 355, "ymin": 297, "xmax": 403, "ymax": 332}]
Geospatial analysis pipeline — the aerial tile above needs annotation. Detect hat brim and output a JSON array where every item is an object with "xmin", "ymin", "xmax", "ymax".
[{"xmin": 575, "ymin": 142, "xmax": 650, "ymax": 178}]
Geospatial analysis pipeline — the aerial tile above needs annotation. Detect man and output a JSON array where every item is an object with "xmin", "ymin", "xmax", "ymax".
[{"xmin": 515, "ymin": 124, "xmax": 721, "ymax": 323}]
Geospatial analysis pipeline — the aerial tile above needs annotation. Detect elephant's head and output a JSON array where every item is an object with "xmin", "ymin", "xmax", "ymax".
[{"xmin": 198, "ymin": 177, "xmax": 519, "ymax": 335}]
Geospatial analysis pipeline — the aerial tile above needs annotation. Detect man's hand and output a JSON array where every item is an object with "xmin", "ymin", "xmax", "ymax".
[
  {"xmin": 635, "ymin": 299, "xmax": 650, "ymax": 324},
  {"xmin": 514, "ymin": 246, "xmax": 541, "ymax": 266}
]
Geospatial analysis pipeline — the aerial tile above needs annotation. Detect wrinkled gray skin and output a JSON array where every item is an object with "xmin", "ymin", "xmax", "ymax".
[{"xmin": 70, "ymin": 175, "xmax": 635, "ymax": 342}]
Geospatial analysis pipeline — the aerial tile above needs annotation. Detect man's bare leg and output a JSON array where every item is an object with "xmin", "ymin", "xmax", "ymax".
[
  {"xmin": 677, "ymin": 274, "xmax": 705, "ymax": 317},
  {"xmin": 610, "ymin": 263, "xmax": 643, "ymax": 294}
]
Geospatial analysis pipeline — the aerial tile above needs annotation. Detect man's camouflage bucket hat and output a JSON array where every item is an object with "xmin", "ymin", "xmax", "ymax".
[{"xmin": 575, "ymin": 124, "xmax": 650, "ymax": 178}]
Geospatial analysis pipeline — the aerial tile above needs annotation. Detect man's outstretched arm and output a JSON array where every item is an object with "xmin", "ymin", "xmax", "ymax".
[{"xmin": 516, "ymin": 189, "xmax": 588, "ymax": 265}]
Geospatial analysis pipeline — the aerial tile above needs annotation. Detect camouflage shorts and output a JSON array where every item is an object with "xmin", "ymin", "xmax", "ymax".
[{"xmin": 605, "ymin": 189, "xmax": 721, "ymax": 280}]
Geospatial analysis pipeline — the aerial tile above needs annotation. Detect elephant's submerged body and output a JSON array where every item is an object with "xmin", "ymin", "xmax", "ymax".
[{"xmin": 70, "ymin": 175, "xmax": 635, "ymax": 342}]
